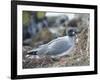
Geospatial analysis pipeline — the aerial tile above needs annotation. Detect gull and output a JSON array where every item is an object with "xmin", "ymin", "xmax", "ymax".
[{"xmin": 27, "ymin": 28, "xmax": 79, "ymax": 58}]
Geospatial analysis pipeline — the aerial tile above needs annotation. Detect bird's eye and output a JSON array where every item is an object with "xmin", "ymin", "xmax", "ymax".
[{"xmin": 72, "ymin": 31, "xmax": 75, "ymax": 34}]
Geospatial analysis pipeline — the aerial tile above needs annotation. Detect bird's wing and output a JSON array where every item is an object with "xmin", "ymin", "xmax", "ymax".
[
  {"xmin": 46, "ymin": 36, "xmax": 73, "ymax": 55},
  {"xmin": 47, "ymin": 36, "xmax": 68, "ymax": 45}
]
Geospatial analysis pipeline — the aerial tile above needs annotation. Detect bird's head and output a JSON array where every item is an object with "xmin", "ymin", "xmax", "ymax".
[{"xmin": 67, "ymin": 28, "xmax": 80, "ymax": 37}]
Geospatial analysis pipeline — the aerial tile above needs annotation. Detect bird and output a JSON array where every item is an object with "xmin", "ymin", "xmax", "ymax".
[{"xmin": 27, "ymin": 28, "xmax": 79, "ymax": 58}]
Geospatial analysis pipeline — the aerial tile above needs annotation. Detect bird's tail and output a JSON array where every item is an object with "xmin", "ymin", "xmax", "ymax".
[{"xmin": 27, "ymin": 48, "xmax": 39, "ymax": 55}]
